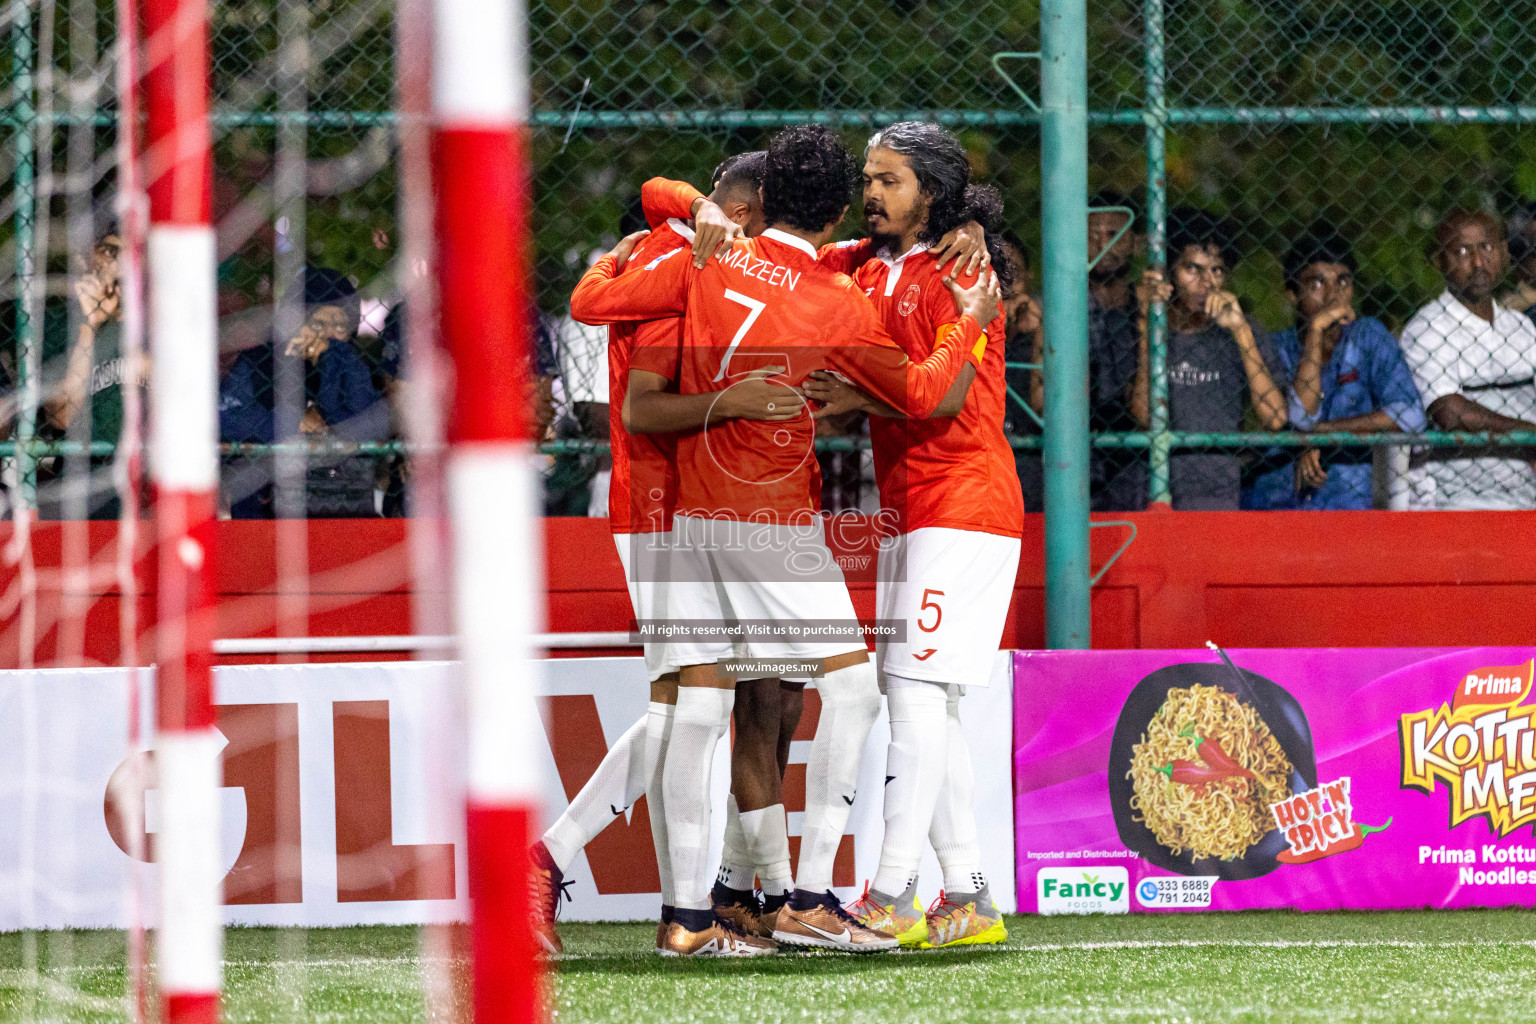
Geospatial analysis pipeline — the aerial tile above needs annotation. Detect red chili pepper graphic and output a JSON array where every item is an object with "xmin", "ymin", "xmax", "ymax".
[{"xmin": 1158, "ymin": 759, "xmax": 1248, "ymax": 789}]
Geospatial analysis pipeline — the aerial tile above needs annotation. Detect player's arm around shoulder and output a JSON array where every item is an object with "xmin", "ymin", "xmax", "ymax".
[{"xmin": 570, "ymin": 230, "xmax": 690, "ymax": 325}]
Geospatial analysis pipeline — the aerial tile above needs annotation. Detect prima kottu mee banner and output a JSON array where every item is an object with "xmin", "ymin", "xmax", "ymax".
[{"xmin": 1013, "ymin": 647, "xmax": 1536, "ymax": 914}]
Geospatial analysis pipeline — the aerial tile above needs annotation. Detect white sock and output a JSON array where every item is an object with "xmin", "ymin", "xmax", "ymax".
[
  {"xmin": 645, "ymin": 700, "xmax": 675, "ymax": 906},
  {"xmin": 872, "ymin": 677, "xmax": 948, "ymax": 896},
  {"xmin": 717, "ymin": 795, "xmax": 756, "ymax": 891},
  {"xmin": 663, "ymin": 687, "xmax": 734, "ymax": 910},
  {"xmin": 542, "ymin": 713, "xmax": 650, "ymax": 873},
  {"xmin": 739, "ymin": 804, "xmax": 792, "ymax": 896},
  {"xmin": 930, "ymin": 686, "xmax": 985, "ymax": 894},
  {"xmin": 796, "ymin": 659, "xmax": 881, "ymax": 894}
]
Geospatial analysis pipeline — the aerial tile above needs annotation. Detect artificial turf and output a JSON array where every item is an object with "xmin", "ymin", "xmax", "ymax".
[{"xmin": 3, "ymin": 910, "xmax": 1535, "ymax": 1022}]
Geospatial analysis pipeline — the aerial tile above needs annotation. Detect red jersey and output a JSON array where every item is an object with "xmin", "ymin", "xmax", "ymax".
[
  {"xmin": 571, "ymin": 229, "xmax": 986, "ymax": 523},
  {"xmin": 855, "ymin": 246, "xmax": 1022, "ymax": 537},
  {"xmin": 606, "ymin": 218, "xmax": 692, "ymax": 533},
  {"xmin": 604, "ymin": 177, "xmax": 709, "ymax": 533}
]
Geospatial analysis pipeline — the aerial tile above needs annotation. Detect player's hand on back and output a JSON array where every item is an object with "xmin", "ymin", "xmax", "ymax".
[
  {"xmin": 946, "ymin": 267, "xmax": 1003, "ymax": 324},
  {"xmin": 932, "ymin": 219, "xmax": 990, "ymax": 277},
  {"xmin": 710, "ymin": 365, "xmax": 803, "ymax": 423},
  {"xmin": 610, "ymin": 229, "xmax": 651, "ymax": 271},
  {"xmin": 689, "ymin": 198, "xmax": 745, "ymax": 268},
  {"xmin": 802, "ymin": 370, "xmax": 873, "ymax": 420}
]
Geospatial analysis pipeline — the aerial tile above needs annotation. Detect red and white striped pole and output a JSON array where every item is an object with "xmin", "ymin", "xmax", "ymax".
[
  {"xmin": 432, "ymin": 0, "xmax": 544, "ymax": 1021},
  {"xmin": 142, "ymin": 0, "xmax": 221, "ymax": 1018}
]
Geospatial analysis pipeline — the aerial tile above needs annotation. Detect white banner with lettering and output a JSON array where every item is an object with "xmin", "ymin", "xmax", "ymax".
[{"xmin": 0, "ymin": 655, "xmax": 1014, "ymax": 929}]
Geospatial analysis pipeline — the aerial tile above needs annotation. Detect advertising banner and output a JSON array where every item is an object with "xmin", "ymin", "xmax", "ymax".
[
  {"xmin": 0, "ymin": 654, "xmax": 1015, "ymax": 930},
  {"xmin": 1014, "ymin": 647, "xmax": 1536, "ymax": 914}
]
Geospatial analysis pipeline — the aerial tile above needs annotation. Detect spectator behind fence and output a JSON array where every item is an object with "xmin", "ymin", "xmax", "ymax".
[
  {"xmin": 1132, "ymin": 207, "xmax": 1288, "ymax": 510},
  {"xmin": 1015, "ymin": 199, "xmax": 1145, "ymax": 511},
  {"xmin": 35, "ymin": 231, "xmax": 147, "ymax": 519},
  {"xmin": 1084, "ymin": 193, "xmax": 1145, "ymax": 510},
  {"xmin": 1398, "ymin": 209, "xmax": 1536, "ymax": 510},
  {"xmin": 999, "ymin": 232, "xmax": 1043, "ymax": 510},
  {"xmin": 219, "ymin": 266, "xmax": 388, "ymax": 518},
  {"xmin": 1503, "ymin": 203, "xmax": 1536, "ymax": 327},
  {"xmin": 1244, "ymin": 224, "xmax": 1425, "ymax": 510}
]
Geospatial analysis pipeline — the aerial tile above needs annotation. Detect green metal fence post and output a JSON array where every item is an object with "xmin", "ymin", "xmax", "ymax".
[
  {"xmin": 1040, "ymin": 0, "xmax": 1091, "ymax": 649},
  {"xmin": 1143, "ymin": 0, "xmax": 1171, "ymax": 507},
  {"xmin": 10, "ymin": 0, "xmax": 37, "ymax": 509}
]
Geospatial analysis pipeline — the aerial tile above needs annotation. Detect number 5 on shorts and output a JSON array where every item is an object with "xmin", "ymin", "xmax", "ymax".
[{"xmin": 918, "ymin": 588, "xmax": 945, "ymax": 632}]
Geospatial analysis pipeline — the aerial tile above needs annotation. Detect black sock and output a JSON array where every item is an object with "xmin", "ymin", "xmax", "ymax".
[
  {"xmin": 673, "ymin": 907, "xmax": 714, "ymax": 932},
  {"xmin": 789, "ymin": 888, "xmax": 834, "ymax": 911},
  {"xmin": 712, "ymin": 879, "xmax": 757, "ymax": 905}
]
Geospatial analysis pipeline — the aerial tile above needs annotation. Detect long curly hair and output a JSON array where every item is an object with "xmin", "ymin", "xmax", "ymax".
[
  {"xmin": 762, "ymin": 125, "xmax": 859, "ymax": 232},
  {"xmin": 865, "ymin": 121, "xmax": 1013, "ymax": 289}
]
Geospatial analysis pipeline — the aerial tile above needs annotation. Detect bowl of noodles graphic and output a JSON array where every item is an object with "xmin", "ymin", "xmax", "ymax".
[{"xmin": 1108, "ymin": 662, "xmax": 1317, "ymax": 880}]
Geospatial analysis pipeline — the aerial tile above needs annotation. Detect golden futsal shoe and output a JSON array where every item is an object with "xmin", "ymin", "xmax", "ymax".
[
  {"xmin": 921, "ymin": 888, "xmax": 1008, "ymax": 948},
  {"xmin": 712, "ymin": 889, "xmax": 778, "ymax": 939},
  {"xmin": 773, "ymin": 892, "xmax": 899, "ymax": 952},
  {"xmin": 845, "ymin": 880, "xmax": 928, "ymax": 947},
  {"xmin": 658, "ymin": 914, "xmax": 778, "ymax": 957}
]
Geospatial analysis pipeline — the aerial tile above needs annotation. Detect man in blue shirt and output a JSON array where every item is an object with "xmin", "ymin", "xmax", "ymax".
[{"xmin": 1245, "ymin": 225, "xmax": 1426, "ymax": 509}]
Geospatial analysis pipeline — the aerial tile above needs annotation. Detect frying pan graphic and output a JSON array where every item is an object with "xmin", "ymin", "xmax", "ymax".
[{"xmin": 1108, "ymin": 661, "xmax": 1317, "ymax": 880}]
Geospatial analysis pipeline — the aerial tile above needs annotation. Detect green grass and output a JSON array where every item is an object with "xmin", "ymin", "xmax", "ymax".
[{"xmin": 4, "ymin": 911, "xmax": 1536, "ymax": 1022}]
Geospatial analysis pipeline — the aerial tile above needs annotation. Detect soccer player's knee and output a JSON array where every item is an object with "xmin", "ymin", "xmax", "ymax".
[
  {"xmin": 674, "ymin": 686, "xmax": 734, "ymax": 730},
  {"xmin": 819, "ymin": 659, "xmax": 881, "ymax": 722},
  {"xmin": 886, "ymin": 676, "xmax": 949, "ymax": 723},
  {"xmin": 733, "ymin": 680, "xmax": 780, "ymax": 739}
]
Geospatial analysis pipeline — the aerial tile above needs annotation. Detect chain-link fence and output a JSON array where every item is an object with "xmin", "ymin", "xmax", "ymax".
[{"xmin": 5, "ymin": 0, "xmax": 1536, "ymax": 519}]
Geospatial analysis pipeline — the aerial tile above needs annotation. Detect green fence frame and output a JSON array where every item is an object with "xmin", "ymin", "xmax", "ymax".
[{"xmin": 8, "ymin": 0, "xmax": 1536, "ymax": 648}]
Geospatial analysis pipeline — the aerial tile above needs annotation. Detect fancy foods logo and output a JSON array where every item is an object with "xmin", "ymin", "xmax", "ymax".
[
  {"xmin": 1036, "ymin": 866, "xmax": 1129, "ymax": 915},
  {"xmin": 1271, "ymin": 776, "xmax": 1390, "ymax": 864},
  {"xmin": 1400, "ymin": 660, "xmax": 1536, "ymax": 835}
]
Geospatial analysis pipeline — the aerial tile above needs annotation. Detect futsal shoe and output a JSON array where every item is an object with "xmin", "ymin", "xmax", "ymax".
[
  {"xmin": 713, "ymin": 881, "xmax": 774, "ymax": 938},
  {"xmin": 845, "ymin": 879, "xmax": 928, "ymax": 947},
  {"xmin": 773, "ymin": 890, "xmax": 899, "ymax": 952},
  {"xmin": 921, "ymin": 886, "xmax": 1008, "ymax": 948},
  {"xmin": 528, "ymin": 841, "xmax": 566, "ymax": 954},
  {"xmin": 658, "ymin": 910, "xmax": 778, "ymax": 957},
  {"xmin": 654, "ymin": 905, "xmax": 675, "ymax": 952}
]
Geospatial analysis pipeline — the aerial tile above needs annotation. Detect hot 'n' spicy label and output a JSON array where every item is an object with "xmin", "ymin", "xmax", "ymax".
[{"xmin": 1272, "ymin": 777, "xmax": 1390, "ymax": 864}]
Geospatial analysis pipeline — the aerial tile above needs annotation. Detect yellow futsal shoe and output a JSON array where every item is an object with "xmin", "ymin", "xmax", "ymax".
[
  {"xmin": 845, "ymin": 879, "xmax": 928, "ymax": 948},
  {"xmin": 922, "ymin": 886, "xmax": 1008, "ymax": 949}
]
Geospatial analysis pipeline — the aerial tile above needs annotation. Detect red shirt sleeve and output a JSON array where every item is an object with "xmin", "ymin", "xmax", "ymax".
[
  {"xmin": 817, "ymin": 237, "xmax": 875, "ymax": 276},
  {"xmin": 570, "ymin": 248, "xmax": 691, "ymax": 325},
  {"xmin": 823, "ymin": 280, "xmax": 983, "ymax": 418},
  {"xmin": 640, "ymin": 177, "xmax": 705, "ymax": 229}
]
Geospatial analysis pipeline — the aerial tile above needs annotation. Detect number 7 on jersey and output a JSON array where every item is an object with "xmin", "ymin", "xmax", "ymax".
[{"xmin": 713, "ymin": 288, "xmax": 767, "ymax": 382}]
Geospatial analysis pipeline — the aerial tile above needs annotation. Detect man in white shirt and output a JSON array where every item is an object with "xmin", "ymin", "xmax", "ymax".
[{"xmin": 1399, "ymin": 209, "xmax": 1536, "ymax": 509}]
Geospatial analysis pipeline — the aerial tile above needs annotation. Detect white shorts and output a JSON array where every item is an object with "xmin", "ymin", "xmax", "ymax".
[
  {"xmin": 663, "ymin": 515, "xmax": 869, "ymax": 674},
  {"xmin": 875, "ymin": 527, "xmax": 1021, "ymax": 687},
  {"xmin": 613, "ymin": 531, "xmax": 676, "ymax": 682}
]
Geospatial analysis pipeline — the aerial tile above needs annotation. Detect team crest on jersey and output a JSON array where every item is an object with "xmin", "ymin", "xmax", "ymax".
[{"xmin": 898, "ymin": 283, "xmax": 921, "ymax": 316}]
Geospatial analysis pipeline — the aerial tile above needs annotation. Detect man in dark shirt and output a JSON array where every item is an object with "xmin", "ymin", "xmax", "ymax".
[
  {"xmin": 1132, "ymin": 207, "xmax": 1287, "ymax": 509},
  {"xmin": 219, "ymin": 267, "xmax": 387, "ymax": 517}
]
